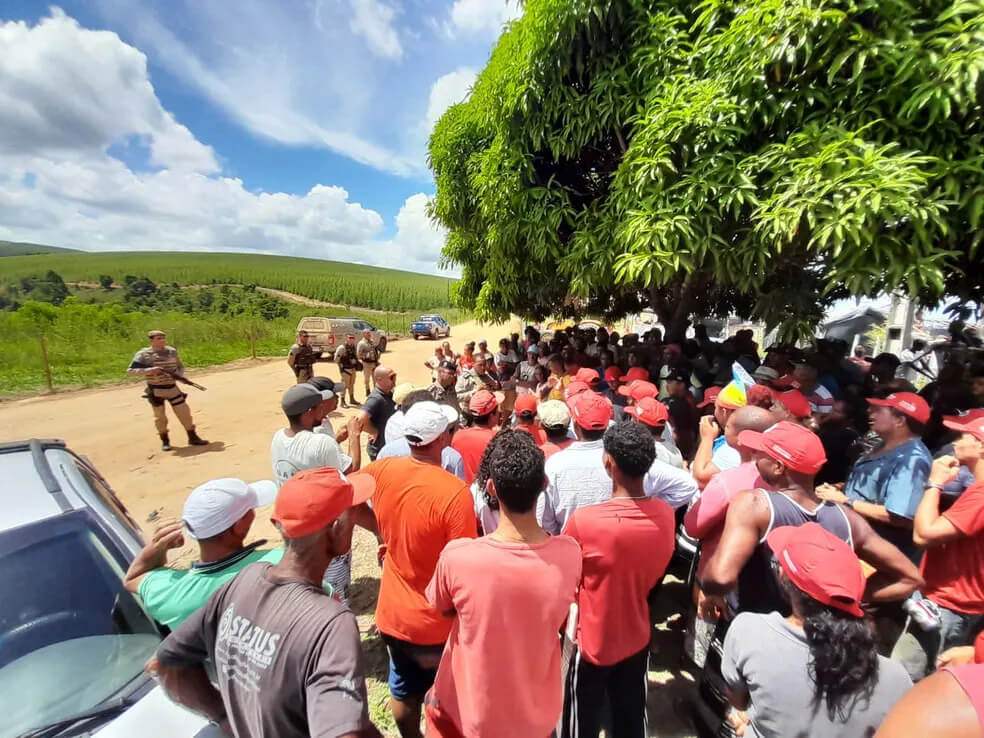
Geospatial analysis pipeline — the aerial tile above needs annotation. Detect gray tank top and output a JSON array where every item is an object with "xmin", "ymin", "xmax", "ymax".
[{"xmin": 735, "ymin": 490, "xmax": 853, "ymax": 615}]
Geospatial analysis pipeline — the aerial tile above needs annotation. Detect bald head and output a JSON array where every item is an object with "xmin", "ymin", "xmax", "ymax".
[
  {"xmin": 727, "ymin": 405, "xmax": 777, "ymax": 461},
  {"xmin": 373, "ymin": 365, "xmax": 397, "ymax": 393}
]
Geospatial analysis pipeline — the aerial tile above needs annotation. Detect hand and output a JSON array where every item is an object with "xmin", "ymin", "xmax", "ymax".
[
  {"xmin": 929, "ymin": 455, "xmax": 960, "ymax": 487},
  {"xmin": 727, "ymin": 709, "xmax": 750, "ymax": 737},
  {"xmin": 816, "ymin": 484, "xmax": 848, "ymax": 505},
  {"xmin": 148, "ymin": 366, "xmax": 165, "ymax": 376},
  {"xmin": 376, "ymin": 542, "xmax": 387, "ymax": 567},
  {"xmin": 697, "ymin": 590, "xmax": 726, "ymax": 620},
  {"xmin": 699, "ymin": 415, "xmax": 720, "ymax": 441},
  {"xmin": 938, "ymin": 645, "xmax": 976, "ymax": 669},
  {"xmin": 150, "ymin": 519, "xmax": 185, "ymax": 552}
]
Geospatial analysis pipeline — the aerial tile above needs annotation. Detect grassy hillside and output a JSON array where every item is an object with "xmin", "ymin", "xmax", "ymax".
[
  {"xmin": 0, "ymin": 240, "xmax": 80, "ymax": 257},
  {"xmin": 0, "ymin": 251, "xmax": 455, "ymax": 312}
]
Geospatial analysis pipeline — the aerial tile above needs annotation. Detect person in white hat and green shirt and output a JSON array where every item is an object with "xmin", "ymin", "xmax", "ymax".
[{"xmin": 123, "ymin": 478, "xmax": 281, "ymax": 629}]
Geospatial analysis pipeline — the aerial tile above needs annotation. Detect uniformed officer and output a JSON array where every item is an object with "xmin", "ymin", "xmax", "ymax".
[
  {"xmin": 334, "ymin": 334, "xmax": 361, "ymax": 408},
  {"xmin": 287, "ymin": 330, "xmax": 325, "ymax": 383},
  {"xmin": 127, "ymin": 330, "xmax": 209, "ymax": 451},
  {"xmin": 356, "ymin": 329, "xmax": 380, "ymax": 397}
]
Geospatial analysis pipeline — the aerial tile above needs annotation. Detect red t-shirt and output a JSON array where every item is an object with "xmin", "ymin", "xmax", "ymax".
[
  {"xmin": 516, "ymin": 423, "xmax": 547, "ymax": 445},
  {"xmin": 562, "ymin": 497, "xmax": 675, "ymax": 665},
  {"xmin": 426, "ymin": 536, "xmax": 582, "ymax": 737},
  {"xmin": 451, "ymin": 426, "xmax": 497, "ymax": 483},
  {"xmin": 922, "ymin": 482, "xmax": 984, "ymax": 614},
  {"xmin": 540, "ymin": 438, "xmax": 573, "ymax": 460},
  {"xmin": 361, "ymin": 457, "xmax": 478, "ymax": 645}
]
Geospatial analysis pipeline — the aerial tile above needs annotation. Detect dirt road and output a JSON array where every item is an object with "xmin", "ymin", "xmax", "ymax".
[{"xmin": 0, "ymin": 315, "xmax": 697, "ymax": 737}]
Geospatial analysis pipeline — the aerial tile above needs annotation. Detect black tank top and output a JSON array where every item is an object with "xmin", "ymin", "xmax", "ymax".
[{"xmin": 735, "ymin": 490, "xmax": 853, "ymax": 616}]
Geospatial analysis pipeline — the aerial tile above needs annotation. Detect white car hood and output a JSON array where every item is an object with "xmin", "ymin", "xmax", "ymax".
[{"xmin": 96, "ymin": 686, "xmax": 224, "ymax": 738}]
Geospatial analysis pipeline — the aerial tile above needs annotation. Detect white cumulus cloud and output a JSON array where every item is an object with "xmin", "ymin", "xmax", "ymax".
[
  {"xmin": 425, "ymin": 67, "xmax": 477, "ymax": 132},
  {"xmin": 0, "ymin": 10, "xmax": 448, "ymax": 274},
  {"xmin": 350, "ymin": 0, "xmax": 404, "ymax": 60},
  {"xmin": 448, "ymin": 0, "xmax": 522, "ymax": 36}
]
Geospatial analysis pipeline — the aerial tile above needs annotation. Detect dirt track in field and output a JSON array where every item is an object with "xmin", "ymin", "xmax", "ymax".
[{"xmin": 0, "ymin": 316, "xmax": 697, "ymax": 737}]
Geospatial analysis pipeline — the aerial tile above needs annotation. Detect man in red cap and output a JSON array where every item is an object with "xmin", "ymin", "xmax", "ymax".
[
  {"xmin": 895, "ymin": 412, "xmax": 984, "ymax": 679},
  {"xmin": 359, "ymin": 402, "xmax": 478, "ymax": 737},
  {"xmin": 451, "ymin": 389, "xmax": 503, "ymax": 483},
  {"xmin": 539, "ymin": 391, "xmax": 614, "ymax": 535},
  {"xmin": 702, "ymin": 421, "xmax": 922, "ymax": 616},
  {"xmin": 818, "ymin": 392, "xmax": 932, "ymax": 562},
  {"xmin": 575, "ymin": 367, "xmax": 603, "ymax": 390},
  {"xmin": 721, "ymin": 523, "xmax": 913, "ymax": 738},
  {"xmin": 625, "ymin": 396, "xmax": 684, "ymax": 468},
  {"xmin": 151, "ymin": 468, "xmax": 382, "ymax": 738},
  {"xmin": 513, "ymin": 393, "xmax": 546, "ymax": 444},
  {"xmin": 770, "ymin": 388, "xmax": 813, "ymax": 425}
]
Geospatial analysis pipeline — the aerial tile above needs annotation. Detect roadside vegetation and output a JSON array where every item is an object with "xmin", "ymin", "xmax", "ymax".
[{"xmin": 0, "ymin": 270, "xmax": 467, "ymax": 396}]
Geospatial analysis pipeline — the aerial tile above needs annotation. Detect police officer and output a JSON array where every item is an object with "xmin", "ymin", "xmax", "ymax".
[
  {"xmin": 127, "ymin": 330, "xmax": 208, "ymax": 451},
  {"xmin": 287, "ymin": 330, "xmax": 326, "ymax": 384},
  {"xmin": 334, "ymin": 334, "xmax": 361, "ymax": 408},
  {"xmin": 356, "ymin": 329, "xmax": 380, "ymax": 398}
]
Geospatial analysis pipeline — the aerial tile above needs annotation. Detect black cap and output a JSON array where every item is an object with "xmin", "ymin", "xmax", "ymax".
[
  {"xmin": 438, "ymin": 360, "xmax": 457, "ymax": 371},
  {"xmin": 665, "ymin": 369, "xmax": 690, "ymax": 385}
]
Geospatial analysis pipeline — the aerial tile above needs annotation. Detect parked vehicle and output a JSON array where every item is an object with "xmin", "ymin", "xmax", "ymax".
[
  {"xmin": 0, "ymin": 439, "xmax": 222, "ymax": 738},
  {"xmin": 295, "ymin": 316, "xmax": 387, "ymax": 358},
  {"xmin": 410, "ymin": 314, "xmax": 451, "ymax": 340}
]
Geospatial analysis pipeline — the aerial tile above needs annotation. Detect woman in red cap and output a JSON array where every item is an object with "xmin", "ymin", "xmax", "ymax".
[{"xmin": 721, "ymin": 523, "xmax": 913, "ymax": 738}]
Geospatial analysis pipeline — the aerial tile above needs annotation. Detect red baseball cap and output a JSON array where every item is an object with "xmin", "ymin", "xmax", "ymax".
[
  {"xmin": 617, "ymin": 380, "xmax": 658, "ymax": 401},
  {"xmin": 738, "ymin": 421, "xmax": 827, "ymax": 474},
  {"xmin": 867, "ymin": 392, "xmax": 930, "ymax": 424},
  {"xmin": 698, "ymin": 386, "xmax": 722, "ymax": 408},
  {"xmin": 775, "ymin": 389, "xmax": 812, "ymax": 419},
  {"xmin": 272, "ymin": 467, "xmax": 375, "ymax": 538},
  {"xmin": 565, "ymin": 381, "xmax": 592, "ymax": 401},
  {"xmin": 574, "ymin": 367, "xmax": 602, "ymax": 387},
  {"xmin": 604, "ymin": 366, "xmax": 623, "ymax": 383},
  {"xmin": 624, "ymin": 367, "xmax": 650, "ymax": 383},
  {"xmin": 773, "ymin": 374, "xmax": 799, "ymax": 390},
  {"xmin": 569, "ymin": 391, "xmax": 613, "ymax": 430},
  {"xmin": 767, "ymin": 523, "xmax": 865, "ymax": 618},
  {"xmin": 943, "ymin": 410, "xmax": 984, "ymax": 441},
  {"xmin": 624, "ymin": 397, "xmax": 669, "ymax": 427},
  {"xmin": 469, "ymin": 389, "xmax": 504, "ymax": 416},
  {"xmin": 514, "ymin": 393, "xmax": 538, "ymax": 417}
]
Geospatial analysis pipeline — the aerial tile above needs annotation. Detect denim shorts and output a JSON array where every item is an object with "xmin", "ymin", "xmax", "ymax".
[{"xmin": 382, "ymin": 633, "xmax": 445, "ymax": 701}]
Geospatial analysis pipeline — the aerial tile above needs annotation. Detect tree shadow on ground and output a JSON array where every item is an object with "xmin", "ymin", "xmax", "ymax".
[{"xmin": 349, "ymin": 576, "xmax": 381, "ymax": 616}]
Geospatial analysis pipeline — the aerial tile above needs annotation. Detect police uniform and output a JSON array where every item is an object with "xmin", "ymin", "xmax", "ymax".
[
  {"xmin": 356, "ymin": 336, "xmax": 380, "ymax": 395},
  {"xmin": 287, "ymin": 342, "xmax": 323, "ymax": 384},
  {"xmin": 334, "ymin": 342, "xmax": 361, "ymax": 404},
  {"xmin": 127, "ymin": 331, "xmax": 207, "ymax": 450}
]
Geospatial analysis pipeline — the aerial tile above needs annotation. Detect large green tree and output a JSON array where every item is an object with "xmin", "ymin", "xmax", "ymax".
[{"xmin": 428, "ymin": 0, "xmax": 984, "ymax": 339}]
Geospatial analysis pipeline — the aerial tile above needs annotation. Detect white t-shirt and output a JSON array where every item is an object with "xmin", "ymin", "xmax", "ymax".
[
  {"xmin": 538, "ymin": 439, "xmax": 612, "ymax": 535},
  {"xmin": 270, "ymin": 428, "xmax": 352, "ymax": 488},
  {"xmin": 645, "ymin": 458, "xmax": 698, "ymax": 509}
]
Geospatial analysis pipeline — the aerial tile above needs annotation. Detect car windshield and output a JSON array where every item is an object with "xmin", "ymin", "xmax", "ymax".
[{"xmin": 0, "ymin": 510, "xmax": 161, "ymax": 737}]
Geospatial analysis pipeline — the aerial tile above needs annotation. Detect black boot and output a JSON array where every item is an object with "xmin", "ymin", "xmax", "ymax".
[
  {"xmin": 160, "ymin": 433, "xmax": 172, "ymax": 452},
  {"xmin": 187, "ymin": 429, "xmax": 209, "ymax": 446}
]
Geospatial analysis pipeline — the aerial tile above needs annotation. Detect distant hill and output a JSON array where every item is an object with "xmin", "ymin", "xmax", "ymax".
[
  {"xmin": 0, "ymin": 240, "xmax": 80, "ymax": 257},
  {"xmin": 0, "ymin": 249, "xmax": 457, "ymax": 312}
]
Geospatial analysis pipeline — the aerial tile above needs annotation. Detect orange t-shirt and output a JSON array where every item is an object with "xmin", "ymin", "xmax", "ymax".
[
  {"xmin": 515, "ymin": 423, "xmax": 547, "ymax": 445},
  {"xmin": 360, "ymin": 457, "xmax": 478, "ymax": 645},
  {"xmin": 451, "ymin": 426, "xmax": 497, "ymax": 483}
]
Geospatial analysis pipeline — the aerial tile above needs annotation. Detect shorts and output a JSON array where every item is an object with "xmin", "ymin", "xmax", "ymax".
[{"xmin": 382, "ymin": 633, "xmax": 444, "ymax": 701}]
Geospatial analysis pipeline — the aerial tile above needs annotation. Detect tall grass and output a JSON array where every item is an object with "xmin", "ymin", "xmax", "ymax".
[{"xmin": 0, "ymin": 299, "xmax": 470, "ymax": 396}]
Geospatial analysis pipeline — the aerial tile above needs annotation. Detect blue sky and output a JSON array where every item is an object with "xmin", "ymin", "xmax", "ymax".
[{"xmin": 0, "ymin": 1, "xmax": 520, "ymax": 274}]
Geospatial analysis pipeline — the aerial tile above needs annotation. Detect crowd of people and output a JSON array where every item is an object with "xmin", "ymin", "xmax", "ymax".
[{"xmin": 136, "ymin": 321, "xmax": 984, "ymax": 738}]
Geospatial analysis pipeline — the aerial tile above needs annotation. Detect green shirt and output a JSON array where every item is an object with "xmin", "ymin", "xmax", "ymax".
[{"xmin": 138, "ymin": 544, "xmax": 285, "ymax": 628}]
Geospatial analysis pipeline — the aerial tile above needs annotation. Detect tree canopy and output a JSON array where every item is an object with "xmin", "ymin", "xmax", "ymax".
[{"xmin": 428, "ymin": 0, "xmax": 984, "ymax": 339}]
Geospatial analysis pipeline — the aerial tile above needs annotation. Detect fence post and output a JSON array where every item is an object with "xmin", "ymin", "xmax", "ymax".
[
  {"xmin": 249, "ymin": 324, "xmax": 257, "ymax": 359},
  {"xmin": 40, "ymin": 334, "xmax": 53, "ymax": 393}
]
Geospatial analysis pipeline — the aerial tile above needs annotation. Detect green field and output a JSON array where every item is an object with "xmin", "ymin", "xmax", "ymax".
[
  {"xmin": 0, "ymin": 240, "xmax": 80, "ymax": 257},
  {"xmin": 0, "ymin": 251, "xmax": 456, "ymax": 312}
]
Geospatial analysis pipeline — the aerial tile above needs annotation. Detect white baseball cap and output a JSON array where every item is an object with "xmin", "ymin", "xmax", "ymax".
[
  {"xmin": 182, "ymin": 478, "xmax": 278, "ymax": 540},
  {"xmin": 537, "ymin": 399, "xmax": 571, "ymax": 429},
  {"xmin": 404, "ymin": 402, "xmax": 459, "ymax": 446}
]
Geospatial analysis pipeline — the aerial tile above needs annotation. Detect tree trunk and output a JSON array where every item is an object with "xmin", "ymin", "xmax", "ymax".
[{"xmin": 649, "ymin": 274, "xmax": 702, "ymax": 343}]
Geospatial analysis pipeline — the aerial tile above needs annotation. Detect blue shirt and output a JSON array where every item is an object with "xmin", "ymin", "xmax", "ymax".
[
  {"xmin": 845, "ymin": 438, "xmax": 931, "ymax": 558},
  {"xmin": 375, "ymin": 437, "xmax": 466, "ymax": 480}
]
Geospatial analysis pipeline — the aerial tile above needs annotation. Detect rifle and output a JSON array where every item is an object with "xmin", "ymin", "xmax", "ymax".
[{"xmin": 130, "ymin": 361, "xmax": 207, "ymax": 391}]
